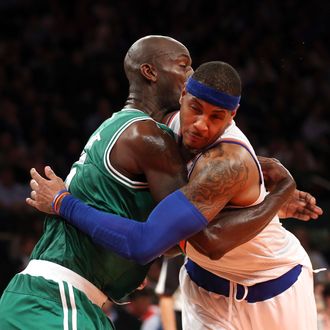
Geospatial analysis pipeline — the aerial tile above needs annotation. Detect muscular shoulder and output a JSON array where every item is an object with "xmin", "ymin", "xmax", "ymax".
[
  {"xmin": 119, "ymin": 119, "xmax": 177, "ymax": 159},
  {"xmin": 181, "ymin": 143, "xmax": 259, "ymax": 221},
  {"xmin": 199, "ymin": 143, "xmax": 260, "ymax": 206},
  {"xmin": 111, "ymin": 119, "xmax": 186, "ymax": 194},
  {"xmin": 191, "ymin": 142, "xmax": 250, "ymax": 185}
]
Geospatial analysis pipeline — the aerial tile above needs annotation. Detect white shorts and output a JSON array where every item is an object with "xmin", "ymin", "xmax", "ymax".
[{"xmin": 179, "ymin": 263, "xmax": 317, "ymax": 330}]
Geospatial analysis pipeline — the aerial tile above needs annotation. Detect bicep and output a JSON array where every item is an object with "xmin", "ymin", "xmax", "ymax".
[
  {"xmin": 180, "ymin": 146, "xmax": 249, "ymax": 221},
  {"xmin": 145, "ymin": 161, "xmax": 187, "ymax": 202},
  {"xmin": 133, "ymin": 124, "xmax": 188, "ymax": 202}
]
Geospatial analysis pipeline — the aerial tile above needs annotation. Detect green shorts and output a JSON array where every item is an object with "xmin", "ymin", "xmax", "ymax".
[{"xmin": 0, "ymin": 274, "xmax": 114, "ymax": 330}]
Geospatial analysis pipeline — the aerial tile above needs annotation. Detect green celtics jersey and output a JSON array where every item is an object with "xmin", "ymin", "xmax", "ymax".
[{"xmin": 31, "ymin": 108, "xmax": 173, "ymax": 301}]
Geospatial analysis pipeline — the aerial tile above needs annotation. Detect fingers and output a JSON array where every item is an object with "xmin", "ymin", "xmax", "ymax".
[
  {"xmin": 299, "ymin": 191, "xmax": 316, "ymax": 205},
  {"xmin": 308, "ymin": 195, "xmax": 316, "ymax": 205},
  {"xmin": 314, "ymin": 206, "xmax": 323, "ymax": 216},
  {"xmin": 296, "ymin": 190, "xmax": 323, "ymax": 218},
  {"xmin": 292, "ymin": 208, "xmax": 315, "ymax": 221},
  {"xmin": 30, "ymin": 190, "xmax": 37, "ymax": 200},
  {"xmin": 30, "ymin": 168, "xmax": 47, "ymax": 184},
  {"xmin": 296, "ymin": 206, "xmax": 323, "ymax": 220},
  {"xmin": 294, "ymin": 214, "xmax": 310, "ymax": 221},
  {"xmin": 30, "ymin": 179, "xmax": 38, "ymax": 191},
  {"xmin": 26, "ymin": 197, "xmax": 37, "ymax": 209},
  {"xmin": 308, "ymin": 206, "xmax": 323, "ymax": 218},
  {"xmin": 45, "ymin": 166, "xmax": 57, "ymax": 180},
  {"xmin": 305, "ymin": 202, "xmax": 323, "ymax": 218}
]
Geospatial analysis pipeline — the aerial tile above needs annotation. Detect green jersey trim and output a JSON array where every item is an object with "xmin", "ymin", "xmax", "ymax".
[{"xmin": 103, "ymin": 116, "xmax": 153, "ymax": 189}]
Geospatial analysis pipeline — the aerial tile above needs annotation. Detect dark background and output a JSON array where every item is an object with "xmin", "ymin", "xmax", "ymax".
[{"xmin": 0, "ymin": 0, "xmax": 329, "ymax": 293}]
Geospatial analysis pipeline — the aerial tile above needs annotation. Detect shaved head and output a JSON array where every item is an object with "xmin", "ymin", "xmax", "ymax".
[
  {"xmin": 123, "ymin": 35, "xmax": 192, "ymax": 120},
  {"xmin": 124, "ymin": 35, "xmax": 189, "ymax": 80}
]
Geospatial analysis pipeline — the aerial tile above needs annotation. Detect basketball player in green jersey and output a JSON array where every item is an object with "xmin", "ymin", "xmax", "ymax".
[{"xmin": 0, "ymin": 36, "xmax": 306, "ymax": 329}]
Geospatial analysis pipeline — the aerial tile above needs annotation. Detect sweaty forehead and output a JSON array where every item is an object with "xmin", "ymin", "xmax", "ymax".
[{"xmin": 154, "ymin": 51, "xmax": 190, "ymax": 61}]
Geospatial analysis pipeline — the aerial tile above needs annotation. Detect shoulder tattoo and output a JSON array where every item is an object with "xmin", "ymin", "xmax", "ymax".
[{"xmin": 182, "ymin": 149, "xmax": 249, "ymax": 219}]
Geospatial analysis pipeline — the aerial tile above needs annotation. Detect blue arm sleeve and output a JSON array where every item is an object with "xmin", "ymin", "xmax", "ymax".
[{"xmin": 59, "ymin": 190, "xmax": 208, "ymax": 265}]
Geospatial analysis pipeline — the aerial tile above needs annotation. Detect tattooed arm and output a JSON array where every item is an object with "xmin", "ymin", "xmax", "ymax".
[
  {"xmin": 180, "ymin": 142, "xmax": 261, "ymax": 222},
  {"xmin": 27, "ymin": 143, "xmax": 294, "ymax": 264},
  {"xmin": 184, "ymin": 154, "xmax": 296, "ymax": 259}
]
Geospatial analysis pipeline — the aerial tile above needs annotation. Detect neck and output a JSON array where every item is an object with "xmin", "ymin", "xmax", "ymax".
[
  {"xmin": 124, "ymin": 86, "xmax": 167, "ymax": 122},
  {"xmin": 179, "ymin": 141, "xmax": 196, "ymax": 163},
  {"xmin": 124, "ymin": 98, "xmax": 166, "ymax": 122},
  {"xmin": 162, "ymin": 111, "xmax": 177, "ymax": 124}
]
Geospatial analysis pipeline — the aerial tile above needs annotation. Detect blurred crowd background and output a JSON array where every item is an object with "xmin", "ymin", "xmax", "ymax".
[{"xmin": 0, "ymin": 0, "xmax": 329, "ymax": 328}]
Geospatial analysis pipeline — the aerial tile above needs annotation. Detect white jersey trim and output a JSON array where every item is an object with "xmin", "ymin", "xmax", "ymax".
[
  {"xmin": 58, "ymin": 281, "xmax": 69, "ymax": 330},
  {"xmin": 103, "ymin": 116, "xmax": 152, "ymax": 189},
  {"xmin": 169, "ymin": 113, "xmax": 310, "ymax": 284}
]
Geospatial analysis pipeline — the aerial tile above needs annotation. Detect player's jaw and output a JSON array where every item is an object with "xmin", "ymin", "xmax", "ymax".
[{"xmin": 182, "ymin": 128, "xmax": 209, "ymax": 151}]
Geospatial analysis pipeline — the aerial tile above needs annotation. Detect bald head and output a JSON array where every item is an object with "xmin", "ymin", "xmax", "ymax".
[
  {"xmin": 124, "ymin": 35, "xmax": 189, "ymax": 79},
  {"xmin": 123, "ymin": 35, "xmax": 191, "ymax": 119}
]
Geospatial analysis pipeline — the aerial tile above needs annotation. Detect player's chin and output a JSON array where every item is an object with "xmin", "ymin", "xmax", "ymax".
[
  {"xmin": 186, "ymin": 142, "xmax": 206, "ymax": 153},
  {"xmin": 184, "ymin": 135, "xmax": 206, "ymax": 151}
]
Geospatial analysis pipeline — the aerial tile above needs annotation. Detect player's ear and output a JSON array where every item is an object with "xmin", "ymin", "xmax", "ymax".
[
  {"xmin": 179, "ymin": 87, "xmax": 187, "ymax": 105},
  {"xmin": 231, "ymin": 104, "xmax": 239, "ymax": 119},
  {"xmin": 140, "ymin": 63, "xmax": 157, "ymax": 82}
]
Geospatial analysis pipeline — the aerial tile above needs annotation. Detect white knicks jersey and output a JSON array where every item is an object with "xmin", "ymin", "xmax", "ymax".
[{"xmin": 167, "ymin": 111, "xmax": 311, "ymax": 285}]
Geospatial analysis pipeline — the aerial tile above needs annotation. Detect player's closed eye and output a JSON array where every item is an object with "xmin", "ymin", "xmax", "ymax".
[{"xmin": 190, "ymin": 105, "xmax": 202, "ymax": 114}]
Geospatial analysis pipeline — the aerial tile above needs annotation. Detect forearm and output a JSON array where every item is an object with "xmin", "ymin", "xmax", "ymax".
[
  {"xmin": 59, "ymin": 190, "xmax": 207, "ymax": 265},
  {"xmin": 159, "ymin": 297, "xmax": 177, "ymax": 330},
  {"xmin": 187, "ymin": 176, "xmax": 296, "ymax": 259}
]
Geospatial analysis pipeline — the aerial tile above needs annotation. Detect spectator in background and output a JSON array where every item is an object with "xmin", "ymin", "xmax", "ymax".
[
  {"xmin": 104, "ymin": 289, "xmax": 162, "ymax": 330},
  {"xmin": 84, "ymin": 98, "xmax": 113, "ymax": 136},
  {"xmin": 302, "ymin": 105, "xmax": 330, "ymax": 144},
  {"xmin": 0, "ymin": 166, "xmax": 30, "ymax": 215},
  {"xmin": 126, "ymin": 289, "xmax": 162, "ymax": 330},
  {"xmin": 103, "ymin": 299, "xmax": 141, "ymax": 330}
]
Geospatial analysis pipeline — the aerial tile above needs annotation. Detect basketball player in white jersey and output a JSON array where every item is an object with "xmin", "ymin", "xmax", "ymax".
[
  {"xmin": 164, "ymin": 61, "xmax": 317, "ymax": 330},
  {"xmin": 27, "ymin": 61, "xmax": 320, "ymax": 330}
]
